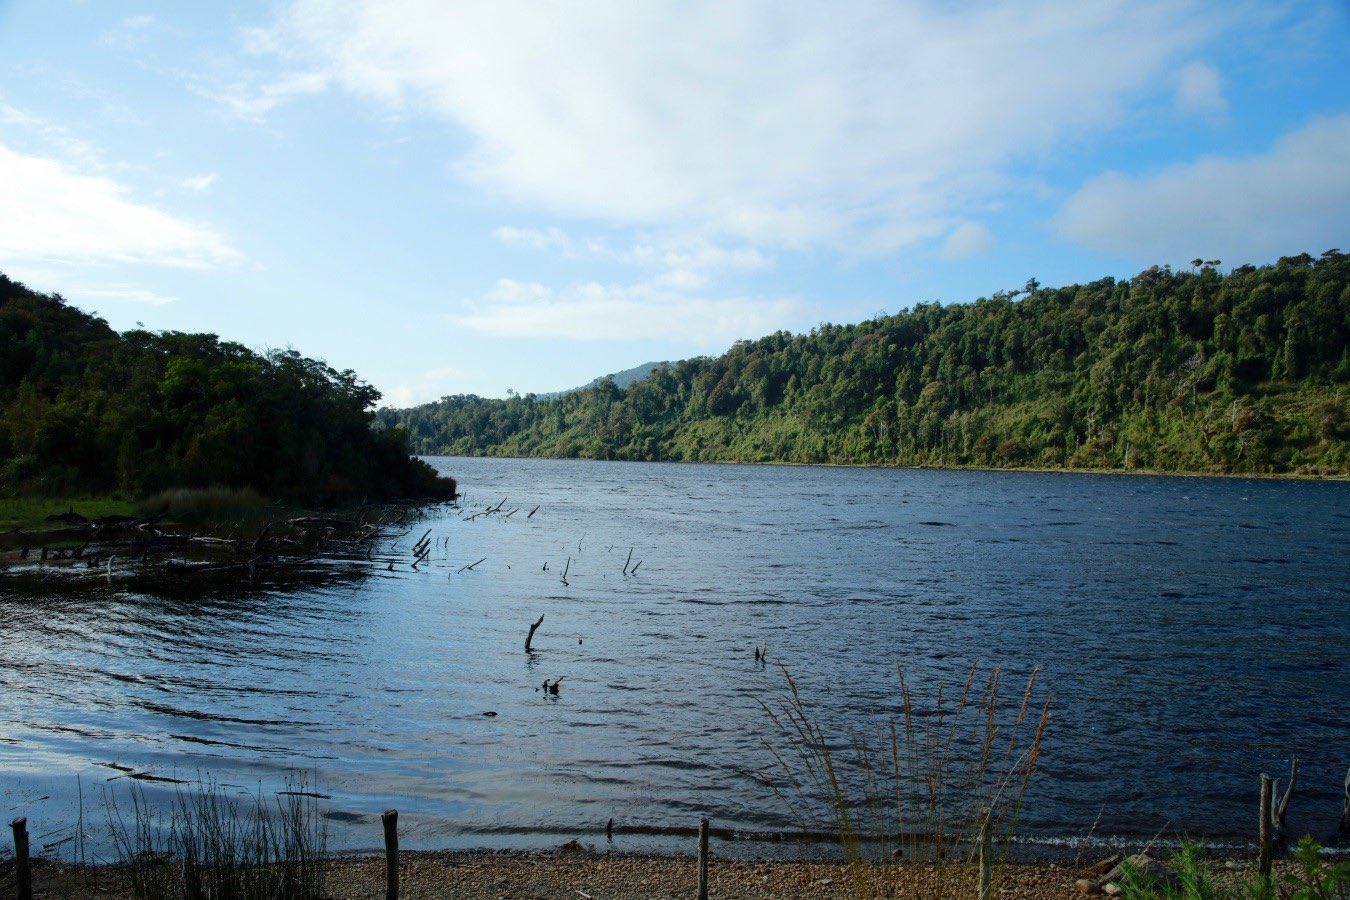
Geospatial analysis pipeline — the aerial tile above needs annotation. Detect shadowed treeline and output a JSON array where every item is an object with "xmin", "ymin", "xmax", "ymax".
[{"xmin": 0, "ymin": 272, "xmax": 453, "ymax": 504}]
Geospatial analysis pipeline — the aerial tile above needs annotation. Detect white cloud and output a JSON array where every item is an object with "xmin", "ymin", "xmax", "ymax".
[
  {"xmin": 492, "ymin": 226, "xmax": 771, "ymax": 273},
  {"xmin": 99, "ymin": 14, "xmax": 157, "ymax": 51},
  {"xmin": 1055, "ymin": 114, "xmax": 1350, "ymax": 265},
  {"xmin": 1175, "ymin": 61, "xmax": 1226, "ymax": 116},
  {"xmin": 384, "ymin": 365, "xmax": 465, "ymax": 407},
  {"xmin": 178, "ymin": 173, "xmax": 217, "ymax": 191},
  {"xmin": 75, "ymin": 287, "xmax": 178, "ymax": 306},
  {"xmin": 492, "ymin": 225, "xmax": 572, "ymax": 252},
  {"xmin": 0, "ymin": 142, "xmax": 240, "ymax": 268},
  {"xmin": 202, "ymin": 71, "xmax": 328, "ymax": 123},
  {"xmin": 939, "ymin": 221, "xmax": 994, "ymax": 260},
  {"xmin": 261, "ymin": 0, "xmax": 1231, "ymax": 255},
  {"xmin": 456, "ymin": 278, "xmax": 812, "ymax": 344}
]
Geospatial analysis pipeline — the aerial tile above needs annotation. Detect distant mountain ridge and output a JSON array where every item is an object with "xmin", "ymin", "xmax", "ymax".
[{"xmin": 537, "ymin": 360, "xmax": 668, "ymax": 399}]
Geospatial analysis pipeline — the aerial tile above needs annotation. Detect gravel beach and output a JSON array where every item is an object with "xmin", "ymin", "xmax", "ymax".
[{"xmin": 13, "ymin": 846, "xmax": 1288, "ymax": 898}]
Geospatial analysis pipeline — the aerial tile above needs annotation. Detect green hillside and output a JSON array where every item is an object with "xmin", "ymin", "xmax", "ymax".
[
  {"xmin": 0, "ymin": 272, "xmax": 452, "ymax": 503},
  {"xmin": 382, "ymin": 252, "xmax": 1349, "ymax": 476}
]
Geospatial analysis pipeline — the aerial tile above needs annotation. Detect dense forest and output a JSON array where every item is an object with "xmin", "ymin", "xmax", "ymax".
[
  {"xmin": 0, "ymin": 272, "xmax": 452, "ymax": 502},
  {"xmin": 382, "ymin": 252, "xmax": 1349, "ymax": 476}
]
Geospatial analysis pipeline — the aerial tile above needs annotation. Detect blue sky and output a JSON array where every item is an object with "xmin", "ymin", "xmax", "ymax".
[{"xmin": 0, "ymin": 1, "xmax": 1347, "ymax": 404}]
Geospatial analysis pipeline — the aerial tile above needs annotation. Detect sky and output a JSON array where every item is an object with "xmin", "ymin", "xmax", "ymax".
[{"xmin": 0, "ymin": 1, "xmax": 1347, "ymax": 405}]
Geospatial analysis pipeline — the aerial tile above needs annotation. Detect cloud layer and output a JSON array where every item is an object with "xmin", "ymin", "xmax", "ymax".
[
  {"xmin": 0, "ymin": 143, "xmax": 238, "ymax": 268},
  {"xmin": 264, "ymin": 0, "xmax": 1227, "ymax": 254},
  {"xmin": 1056, "ymin": 114, "xmax": 1350, "ymax": 264},
  {"xmin": 456, "ymin": 278, "xmax": 810, "ymax": 344}
]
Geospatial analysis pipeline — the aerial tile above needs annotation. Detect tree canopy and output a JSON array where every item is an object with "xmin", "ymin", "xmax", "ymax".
[
  {"xmin": 383, "ymin": 252, "xmax": 1349, "ymax": 476},
  {"xmin": 0, "ymin": 272, "xmax": 452, "ymax": 502}
]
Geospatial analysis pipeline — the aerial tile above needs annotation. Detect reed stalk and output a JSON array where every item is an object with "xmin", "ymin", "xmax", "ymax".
[{"xmin": 759, "ymin": 661, "xmax": 1051, "ymax": 899}]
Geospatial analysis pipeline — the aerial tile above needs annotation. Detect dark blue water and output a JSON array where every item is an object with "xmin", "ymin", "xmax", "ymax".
[{"xmin": 1, "ymin": 458, "xmax": 1347, "ymax": 854}]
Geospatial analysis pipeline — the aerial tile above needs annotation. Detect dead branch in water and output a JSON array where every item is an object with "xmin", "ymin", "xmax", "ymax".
[{"xmin": 525, "ymin": 614, "xmax": 545, "ymax": 652}]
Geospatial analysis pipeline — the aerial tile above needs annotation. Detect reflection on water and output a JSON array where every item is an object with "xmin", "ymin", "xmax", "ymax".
[{"xmin": 1, "ymin": 458, "xmax": 1347, "ymax": 852}]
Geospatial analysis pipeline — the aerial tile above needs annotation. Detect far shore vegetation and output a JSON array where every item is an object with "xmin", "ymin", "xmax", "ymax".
[
  {"xmin": 1, "ymin": 272, "xmax": 455, "ymax": 519},
  {"xmin": 383, "ymin": 251, "xmax": 1349, "ymax": 477}
]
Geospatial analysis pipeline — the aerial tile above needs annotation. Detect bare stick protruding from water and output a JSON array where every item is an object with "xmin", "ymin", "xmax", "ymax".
[
  {"xmin": 622, "ymin": 548, "xmax": 633, "ymax": 575},
  {"xmin": 526, "ymin": 614, "xmax": 545, "ymax": 652},
  {"xmin": 382, "ymin": 808, "xmax": 399, "ymax": 900},
  {"xmin": 561, "ymin": 556, "xmax": 571, "ymax": 586}
]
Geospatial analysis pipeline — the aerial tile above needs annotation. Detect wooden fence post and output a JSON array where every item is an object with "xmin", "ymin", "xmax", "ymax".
[
  {"xmin": 977, "ymin": 810, "xmax": 993, "ymax": 900},
  {"xmin": 1340, "ymin": 766, "xmax": 1350, "ymax": 839},
  {"xmin": 10, "ymin": 816, "xmax": 32, "ymax": 900},
  {"xmin": 1258, "ymin": 774, "xmax": 1273, "ymax": 878},
  {"xmin": 697, "ymin": 817, "xmax": 710, "ymax": 900},
  {"xmin": 382, "ymin": 809, "xmax": 399, "ymax": 900}
]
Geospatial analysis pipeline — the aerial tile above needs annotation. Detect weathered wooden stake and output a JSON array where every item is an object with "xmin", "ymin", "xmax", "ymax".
[
  {"xmin": 977, "ymin": 810, "xmax": 993, "ymax": 900},
  {"xmin": 11, "ymin": 816, "xmax": 32, "ymax": 900},
  {"xmin": 697, "ymin": 817, "xmax": 710, "ymax": 900},
  {"xmin": 1258, "ymin": 774, "xmax": 1273, "ymax": 878},
  {"xmin": 525, "ymin": 614, "xmax": 545, "ymax": 652},
  {"xmin": 382, "ymin": 808, "xmax": 399, "ymax": 900},
  {"xmin": 1340, "ymin": 765, "xmax": 1350, "ymax": 838},
  {"xmin": 1273, "ymin": 757, "xmax": 1297, "ymax": 845}
]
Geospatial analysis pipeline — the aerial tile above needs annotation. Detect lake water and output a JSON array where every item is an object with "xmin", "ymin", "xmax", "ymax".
[{"xmin": 2, "ymin": 457, "xmax": 1347, "ymax": 856}]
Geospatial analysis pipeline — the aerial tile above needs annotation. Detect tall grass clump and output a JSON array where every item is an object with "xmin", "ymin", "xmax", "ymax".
[
  {"xmin": 759, "ymin": 661, "xmax": 1050, "ymax": 899},
  {"xmin": 105, "ymin": 775, "xmax": 327, "ymax": 900}
]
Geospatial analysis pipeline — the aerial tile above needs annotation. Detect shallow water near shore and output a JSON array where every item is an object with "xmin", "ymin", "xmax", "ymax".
[{"xmin": 2, "ymin": 457, "xmax": 1347, "ymax": 856}]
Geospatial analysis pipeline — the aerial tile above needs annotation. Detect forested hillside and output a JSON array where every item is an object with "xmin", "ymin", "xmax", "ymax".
[
  {"xmin": 382, "ymin": 252, "xmax": 1349, "ymax": 476},
  {"xmin": 0, "ymin": 273, "xmax": 452, "ymax": 502}
]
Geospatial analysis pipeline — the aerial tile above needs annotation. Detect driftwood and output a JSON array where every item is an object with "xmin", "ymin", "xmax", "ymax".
[
  {"xmin": 1076, "ymin": 853, "xmax": 1179, "ymax": 895},
  {"xmin": 289, "ymin": 516, "xmax": 354, "ymax": 529}
]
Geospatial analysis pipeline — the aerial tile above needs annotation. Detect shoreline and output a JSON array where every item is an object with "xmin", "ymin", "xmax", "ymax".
[
  {"xmin": 16, "ymin": 846, "xmax": 1303, "ymax": 899},
  {"xmin": 421, "ymin": 451, "xmax": 1350, "ymax": 483}
]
